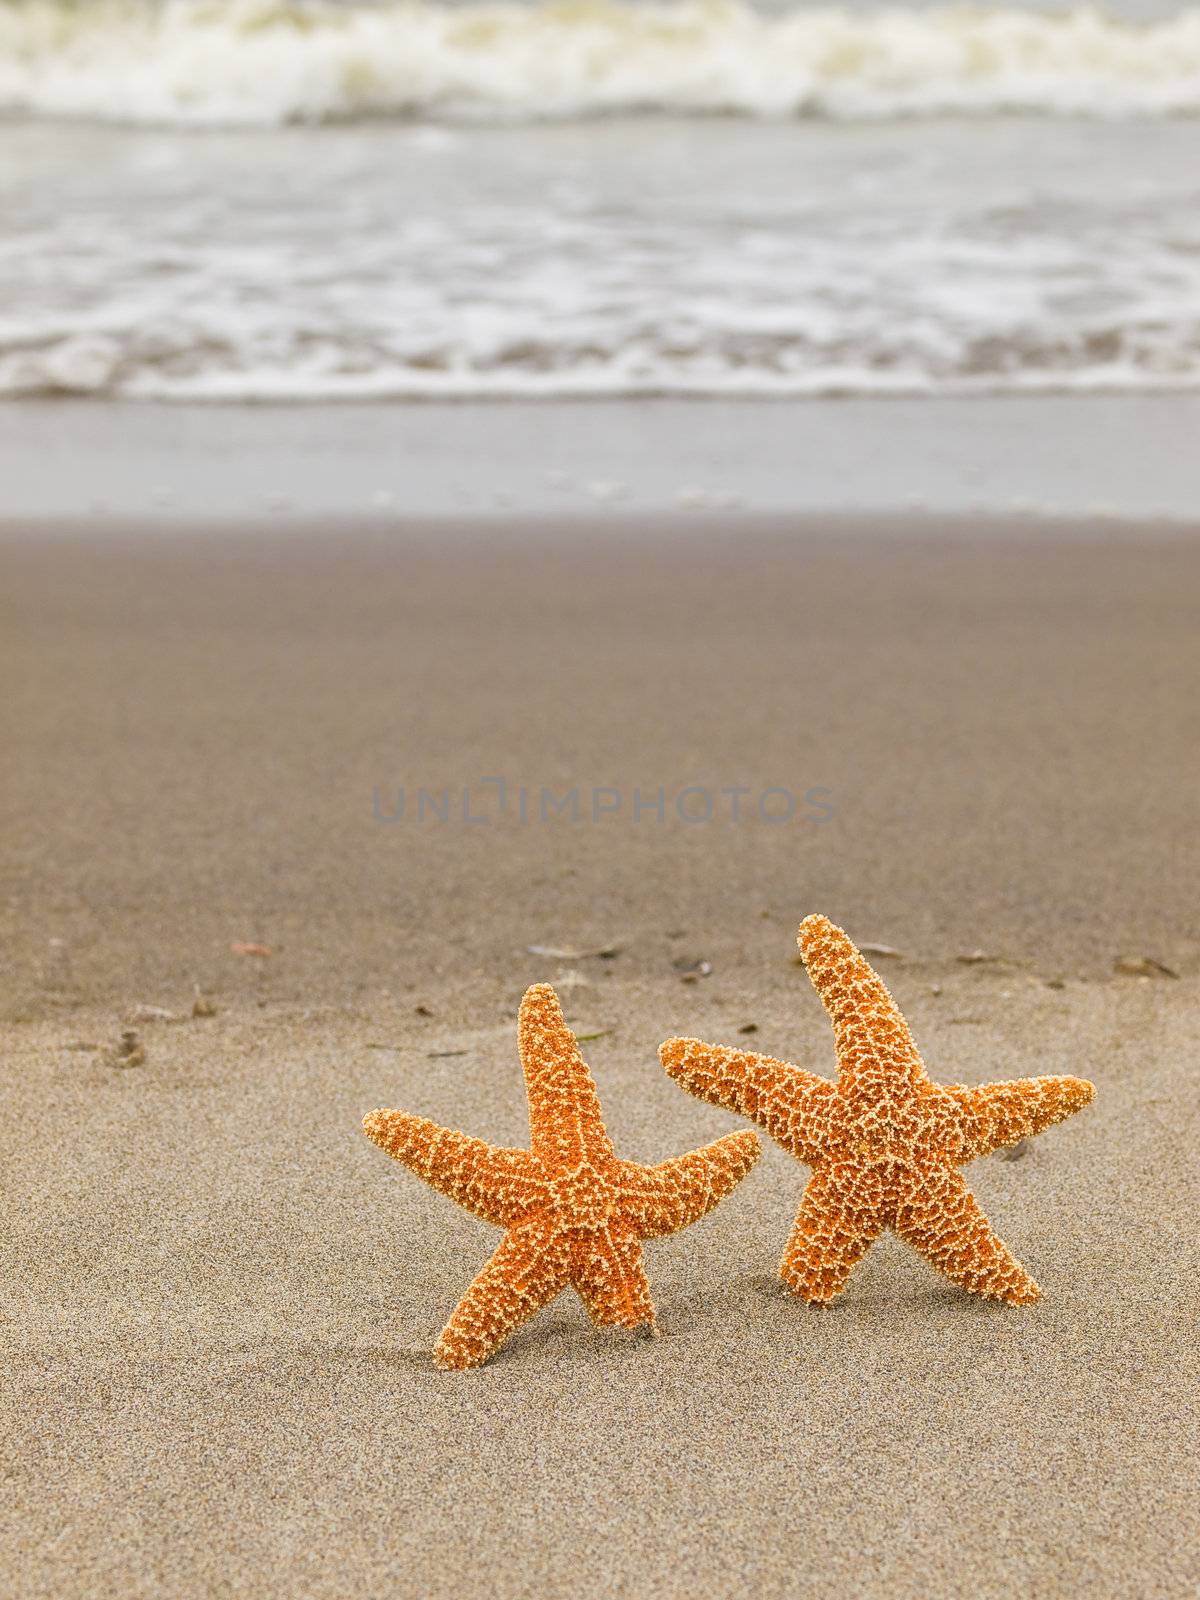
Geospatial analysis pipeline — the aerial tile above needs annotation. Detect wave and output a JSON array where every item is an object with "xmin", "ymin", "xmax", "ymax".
[
  {"xmin": 8, "ymin": 321, "xmax": 1200, "ymax": 399},
  {"xmin": 3, "ymin": 0, "xmax": 1200, "ymax": 125}
]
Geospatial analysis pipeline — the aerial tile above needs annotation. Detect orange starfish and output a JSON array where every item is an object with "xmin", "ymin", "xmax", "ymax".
[
  {"xmin": 364, "ymin": 983, "xmax": 760, "ymax": 1369},
  {"xmin": 661, "ymin": 915, "xmax": 1094, "ymax": 1306}
]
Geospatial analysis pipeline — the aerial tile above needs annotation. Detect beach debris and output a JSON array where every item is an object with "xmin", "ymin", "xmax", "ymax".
[
  {"xmin": 125, "ymin": 1003, "xmax": 182, "ymax": 1025},
  {"xmin": 230, "ymin": 941, "xmax": 272, "ymax": 958},
  {"xmin": 859, "ymin": 941, "xmax": 902, "ymax": 959},
  {"xmin": 427, "ymin": 1049, "xmax": 468, "ymax": 1059},
  {"xmin": 1045, "ymin": 977, "xmax": 1066, "ymax": 991},
  {"xmin": 111, "ymin": 1029, "xmax": 146, "ymax": 1069},
  {"xmin": 737, "ymin": 1022, "xmax": 759, "ymax": 1035},
  {"xmin": 661, "ymin": 915, "xmax": 1094, "ymax": 1307},
  {"xmin": 673, "ymin": 957, "xmax": 712, "ymax": 980},
  {"xmin": 191, "ymin": 990, "xmax": 218, "ymax": 1018},
  {"xmin": 63, "ymin": 1041, "xmax": 101, "ymax": 1053},
  {"xmin": 957, "ymin": 950, "xmax": 1001, "ymax": 965},
  {"xmin": 527, "ymin": 942, "xmax": 621, "ymax": 961},
  {"xmin": 999, "ymin": 1140, "xmax": 1029, "ymax": 1161},
  {"xmin": 575, "ymin": 1028, "xmax": 613, "ymax": 1042},
  {"xmin": 1113, "ymin": 955, "xmax": 1179, "ymax": 980},
  {"xmin": 929, "ymin": 983, "xmax": 943, "ymax": 997},
  {"xmin": 362, "ymin": 983, "xmax": 759, "ymax": 1369},
  {"xmin": 414, "ymin": 1004, "xmax": 434, "ymax": 1017}
]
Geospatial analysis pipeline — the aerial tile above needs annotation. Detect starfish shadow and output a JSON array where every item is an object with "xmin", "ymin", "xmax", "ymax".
[
  {"xmin": 893, "ymin": 1280, "xmax": 1030, "ymax": 1315},
  {"xmin": 734, "ymin": 1266, "xmax": 1020, "ymax": 1319},
  {"xmin": 303, "ymin": 1341, "xmax": 437, "ymax": 1371},
  {"xmin": 745, "ymin": 1271, "xmax": 792, "ymax": 1300}
]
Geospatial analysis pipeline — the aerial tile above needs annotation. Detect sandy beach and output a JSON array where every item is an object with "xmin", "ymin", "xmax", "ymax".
[{"xmin": 2, "ymin": 514, "xmax": 1198, "ymax": 1597}]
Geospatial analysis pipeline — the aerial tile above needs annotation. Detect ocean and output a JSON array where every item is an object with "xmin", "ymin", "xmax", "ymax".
[{"xmin": 2, "ymin": 0, "xmax": 1199, "ymax": 401}]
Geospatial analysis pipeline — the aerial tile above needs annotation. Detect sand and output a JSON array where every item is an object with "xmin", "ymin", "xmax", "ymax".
[{"xmin": 2, "ymin": 516, "xmax": 1198, "ymax": 1598}]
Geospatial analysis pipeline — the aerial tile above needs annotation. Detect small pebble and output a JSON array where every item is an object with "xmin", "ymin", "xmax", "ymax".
[{"xmin": 113, "ymin": 1029, "xmax": 145, "ymax": 1068}]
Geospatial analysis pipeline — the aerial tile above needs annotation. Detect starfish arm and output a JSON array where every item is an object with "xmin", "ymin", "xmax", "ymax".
[
  {"xmin": 616, "ymin": 1130, "xmax": 761, "ymax": 1239},
  {"xmin": 779, "ymin": 1164, "xmax": 885, "ymax": 1304},
  {"xmin": 797, "ymin": 915, "xmax": 927, "ymax": 1090},
  {"xmin": 518, "ymin": 984, "xmax": 615, "ymax": 1165},
  {"xmin": 893, "ymin": 1166, "xmax": 1041, "ymax": 1305},
  {"xmin": 660, "ymin": 1037, "xmax": 835, "ymax": 1161},
  {"xmin": 572, "ymin": 1222, "xmax": 657, "ymax": 1331},
  {"xmin": 434, "ymin": 1217, "xmax": 571, "ymax": 1370},
  {"xmin": 947, "ymin": 1075, "xmax": 1095, "ymax": 1160},
  {"xmin": 362, "ymin": 1109, "xmax": 549, "ymax": 1226}
]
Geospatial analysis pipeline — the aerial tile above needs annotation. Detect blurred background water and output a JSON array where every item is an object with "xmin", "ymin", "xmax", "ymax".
[{"xmin": 2, "ymin": 0, "xmax": 1199, "ymax": 400}]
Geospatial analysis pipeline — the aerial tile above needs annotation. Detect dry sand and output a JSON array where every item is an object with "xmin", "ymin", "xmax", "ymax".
[{"xmin": 2, "ymin": 517, "xmax": 1198, "ymax": 1598}]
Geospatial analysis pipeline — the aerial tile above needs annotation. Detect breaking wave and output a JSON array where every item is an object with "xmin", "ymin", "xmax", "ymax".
[{"xmin": 3, "ymin": 0, "xmax": 1200, "ymax": 125}]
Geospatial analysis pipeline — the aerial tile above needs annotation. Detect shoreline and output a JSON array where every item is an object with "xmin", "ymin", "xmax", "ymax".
[{"xmin": 4, "ymin": 393, "xmax": 1200, "ymax": 522}]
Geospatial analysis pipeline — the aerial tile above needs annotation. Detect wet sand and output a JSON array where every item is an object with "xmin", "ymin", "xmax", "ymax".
[{"xmin": 2, "ymin": 516, "xmax": 1198, "ymax": 1598}]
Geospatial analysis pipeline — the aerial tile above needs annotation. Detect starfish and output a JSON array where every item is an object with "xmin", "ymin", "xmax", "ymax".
[
  {"xmin": 363, "ymin": 983, "xmax": 760, "ymax": 1369},
  {"xmin": 661, "ymin": 915, "xmax": 1094, "ymax": 1307}
]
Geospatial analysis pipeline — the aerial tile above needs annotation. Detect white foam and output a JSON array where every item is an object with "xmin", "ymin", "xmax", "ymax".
[{"xmin": 3, "ymin": 0, "xmax": 1200, "ymax": 125}]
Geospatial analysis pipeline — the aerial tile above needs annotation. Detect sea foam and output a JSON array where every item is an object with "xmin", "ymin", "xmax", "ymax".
[{"xmin": 2, "ymin": 0, "xmax": 1200, "ymax": 125}]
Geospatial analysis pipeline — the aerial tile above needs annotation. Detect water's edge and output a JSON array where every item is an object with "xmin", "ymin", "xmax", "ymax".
[{"xmin": 4, "ymin": 394, "xmax": 1198, "ymax": 522}]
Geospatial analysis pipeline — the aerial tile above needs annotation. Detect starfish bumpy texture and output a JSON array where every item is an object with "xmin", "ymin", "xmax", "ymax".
[
  {"xmin": 364, "ymin": 984, "xmax": 760, "ymax": 1369},
  {"xmin": 661, "ymin": 915, "xmax": 1095, "ymax": 1307}
]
